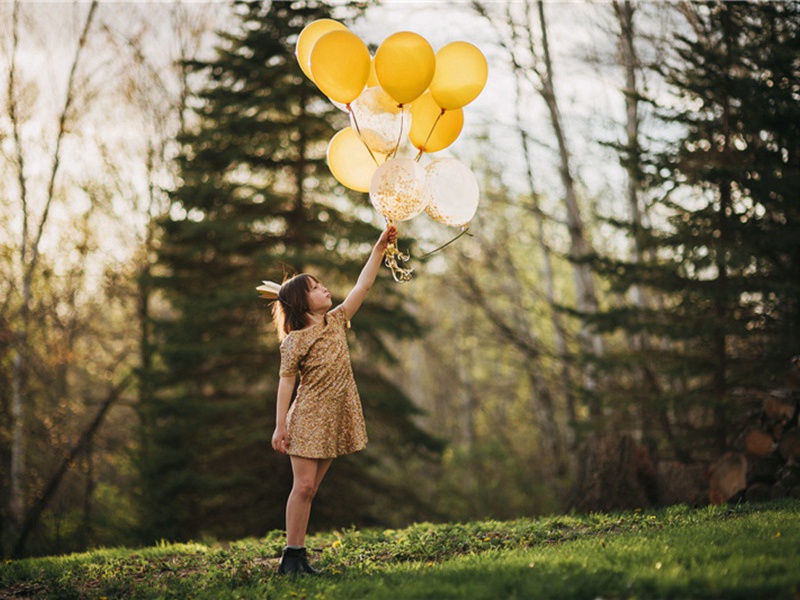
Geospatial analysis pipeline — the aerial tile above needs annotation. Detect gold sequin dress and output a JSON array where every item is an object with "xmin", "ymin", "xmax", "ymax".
[{"xmin": 279, "ymin": 305, "xmax": 368, "ymax": 459}]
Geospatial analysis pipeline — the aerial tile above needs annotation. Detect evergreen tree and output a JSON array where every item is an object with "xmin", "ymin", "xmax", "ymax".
[
  {"xmin": 589, "ymin": 1, "xmax": 800, "ymax": 461},
  {"xmin": 139, "ymin": 0, "xmax": 439, "ymax": 544}
]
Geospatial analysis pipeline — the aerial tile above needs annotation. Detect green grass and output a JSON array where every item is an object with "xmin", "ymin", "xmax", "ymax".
[{"xmin": 2, "ymin": 500, "xmax": 799, "ymax": 599}]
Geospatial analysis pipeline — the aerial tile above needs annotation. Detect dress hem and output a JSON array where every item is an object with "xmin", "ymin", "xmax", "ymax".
[{"xmin": 286, "ymin": 444, "xmax": 367, "ymax": 460}]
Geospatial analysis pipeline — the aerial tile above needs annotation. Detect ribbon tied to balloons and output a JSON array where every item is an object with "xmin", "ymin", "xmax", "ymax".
[{"xmin": 295, "ymin": 20, "xmax": 488, "ymax": 281}]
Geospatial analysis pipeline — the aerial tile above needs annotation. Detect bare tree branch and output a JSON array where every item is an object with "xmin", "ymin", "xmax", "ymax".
[
  {"xmin": 26, "ymin": 1, "xmax": 98, "ymax": 283},
  {"xmin": 11, "ymin": 373, "xmax": 134, "ymax": 558}
]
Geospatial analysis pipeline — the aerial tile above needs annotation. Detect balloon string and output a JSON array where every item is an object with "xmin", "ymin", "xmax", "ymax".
[
  {"xmin": 417, "ymin": 226, "xmax": 472, "ymax": 259},
  {"xmin": 348, "ymin": 103, "xmax": 381, "ymax": 167},
  {"xmin": 420, "ymin": 108, "xmax": 445, "ymax": 156},
  {"xmin": 392, "ymin": 104, "xmax": 405, "ymax": 159}
]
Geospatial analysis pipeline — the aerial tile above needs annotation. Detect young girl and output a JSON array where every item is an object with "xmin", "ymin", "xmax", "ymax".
[{"xmin": 258, "ymin": 226, "xmax": 397, "ymax": 575}]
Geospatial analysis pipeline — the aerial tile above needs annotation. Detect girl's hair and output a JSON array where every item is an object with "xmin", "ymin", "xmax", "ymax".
[{"xmin": 272, "ymin": 273, "xmax": 318, "ymax": 341}]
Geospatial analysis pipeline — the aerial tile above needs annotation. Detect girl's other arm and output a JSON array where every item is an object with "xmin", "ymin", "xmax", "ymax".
[
  {"xmin": 272, "ymin": 375, "xmax": 295, "ymax": 453},
  {"xmin": 342, "ymin": 226, "xmax": 397, "ymax": 320}
]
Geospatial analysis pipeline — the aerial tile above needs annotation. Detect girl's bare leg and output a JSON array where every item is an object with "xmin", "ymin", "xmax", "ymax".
[{"xmin": 286, "ymin": 456, "xmax": 333, "ymax": 547}]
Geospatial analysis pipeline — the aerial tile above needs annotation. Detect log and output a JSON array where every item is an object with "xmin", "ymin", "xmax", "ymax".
[
  {"xmin": 778, "ymin": 430, "xmax": 800, "ymax": 460},
  {"xmin": 762, "ymin": 395, "xmax": 795, "ymax": 422},
  {"xmin": 743, "ymin": 428, "xmax": 776, "ymax": 457},
  {"xmin": 776, "ymin": 463, "xmax": 800, "ymax": 488},
  {"xmin": 745, "ymin": 482, "xmax": 771, "ymax": 503},
  {"xmin": 655, "ymin": 461, "xmax": 707, "ymax": 506},
  {"xmin": 747, "ymin": 454, "xmax": 783, "ymax": 486},
  {"xmin": 771, "ymin": 482, "xmax": 788, "ymax": 499},
  {"xmin": 708, "ymin": 451, "xmax": 747, "ymax": 505}
]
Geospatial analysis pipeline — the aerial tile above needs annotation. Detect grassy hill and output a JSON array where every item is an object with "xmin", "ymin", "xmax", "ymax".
[{"xmin": 2, "ymin": 500, "xmax": 798, "ymax": 599}]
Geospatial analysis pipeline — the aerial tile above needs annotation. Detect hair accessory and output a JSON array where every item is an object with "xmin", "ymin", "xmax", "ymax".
[{"xmin": 256, "ymin": 280, "xmax": 282, "ymax": 299}]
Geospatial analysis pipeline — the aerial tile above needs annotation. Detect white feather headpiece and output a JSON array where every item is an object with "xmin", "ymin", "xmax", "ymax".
[{"xmin": 256, "ymin": 280, "xmax": 282, "ymax": 299}]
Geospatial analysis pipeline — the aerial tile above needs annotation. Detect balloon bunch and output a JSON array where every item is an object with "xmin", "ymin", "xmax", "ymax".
[{"xmin": 296, "ymin": 19, "xmax": 488, "ymax": 282}]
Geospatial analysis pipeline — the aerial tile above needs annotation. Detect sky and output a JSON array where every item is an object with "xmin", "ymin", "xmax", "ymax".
[
  {"xmin": 353, "ymin": 1, "xmax": 638, "ymax": 249},
  {"xmin": 1, "ymin": 1, "xmax": 674, "ymax": 279}
]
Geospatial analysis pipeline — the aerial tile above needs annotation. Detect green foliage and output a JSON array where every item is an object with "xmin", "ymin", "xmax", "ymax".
[
  {"xmin": 2, "ymin": 500, "xmax": 798, "ymax": 599},
  {"xmin": 588, "ymin": 2, "xmax": 800, "ymax": 459}
]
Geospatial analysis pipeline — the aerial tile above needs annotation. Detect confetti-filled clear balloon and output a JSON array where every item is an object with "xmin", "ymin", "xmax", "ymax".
[
  {"xmin": 422, "ymin": 158, "xmax": 480, "ymax": 227},
  {"xmin": 350, "ymin": 87, "xmax": 411, "ymax": 154},
  {"xmin": 369, "ymin": 157, "xmax": 428, "ymax": 222}
]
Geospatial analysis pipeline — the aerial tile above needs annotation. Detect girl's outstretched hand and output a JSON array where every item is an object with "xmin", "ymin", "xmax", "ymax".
[{"xmin": 378, "ymin": 225, "xmax": 398, "ymax": 250}]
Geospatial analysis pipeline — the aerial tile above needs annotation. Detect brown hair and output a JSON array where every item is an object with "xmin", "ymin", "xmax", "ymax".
[{"xmin": 272, "ymin": 273, "xmax": 318, "ymax": 341}]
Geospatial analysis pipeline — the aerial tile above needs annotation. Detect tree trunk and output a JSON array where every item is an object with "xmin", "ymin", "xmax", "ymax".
[
  {"xmin": 8, "ymin": 0, "xmax": 28, "ymax": 549},
  {"xmin": 612, "ymin": 0, "xmax": 668, "ymax": 445},
  {"xmin": 5, "ymin": 0, "xmax": 98, "ymax": 555},
  {"xmin": 713, "ymin": 6, "xmax": 734, "ymax": 453},
  {"xmin": 509, "ymin": 28, "xmax": 577, "ymax": 463},
  {"xmin": 456, "ymin": 259, "xmax": 568, "ymax": 494},
  {"xmin": 534, "ymin": 1, "xmax": 604, "ymax": 420},
  {"xmin": 471, "ymin": 0, "xmax": 598, "ymax": 471}
]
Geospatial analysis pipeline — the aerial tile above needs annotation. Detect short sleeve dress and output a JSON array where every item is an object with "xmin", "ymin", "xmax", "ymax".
[{"xmin": 279, "ymin": 305, "xmax": 368, "ymax": 459}]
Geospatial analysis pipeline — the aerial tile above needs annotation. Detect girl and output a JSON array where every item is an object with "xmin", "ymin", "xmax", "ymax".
[{"xmin": 258, "ymin": 226, "xmax": 397, "ymax": 575}]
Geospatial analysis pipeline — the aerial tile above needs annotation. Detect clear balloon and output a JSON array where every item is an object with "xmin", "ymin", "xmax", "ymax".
[
  {"xmin": 423, "ymin": 158, "xmax": 480, "ymax": 227},
  {"xmin": 369, "ymin": 157, "xmax": 428, "ymax": 222},
  {"xmin": 310, "ymin": 30, "xmax": 371, "ymax": 104},
  {"xmin": 349, "ymin": 87, "xmax": 411, "ymax": 155},
  {"xmin": 327, "ymin": 127, "xmax": 386, "ymax": 193},
  {"xmin": 374, "ymin": 32, "xmax": 436, "ymax": 105},
  {"xmin": 409, "ymin": 92, "xmax": 464, "ymax": 153},
  {"xmin": 295, "ymin": 19, "xmax": 348, "ymax": 82},
  {"xmin": 430, "ymin": 41, "xmax": 488, "ymax": 110}
]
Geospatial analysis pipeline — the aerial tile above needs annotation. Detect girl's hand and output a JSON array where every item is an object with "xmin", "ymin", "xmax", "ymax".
[
  {"xmin": 272, "ymin": 427, "xmax": 289, "ymax": 454},
  {"xmin": 378, "ymin": 225, "xmax": 397, "ymax": 250}
]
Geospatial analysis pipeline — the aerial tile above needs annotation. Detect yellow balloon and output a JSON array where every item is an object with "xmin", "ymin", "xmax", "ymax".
[
  {"xmin": 310, "ymin": 30, "xmax": 371, "ymax": 104},
  {"xmin": 295, "ymin": 19, "xmax": 348, "ymax": 81},
  {"xmin": 327, "ymin": 127, "xmax": 386, "ymax": 193},
  {"xmin": 409, "ymin": 92, "xmax": 464, "ymax": 153},
  {"xmin": 366, "ymin": 56, "xmax": 379, "ymax": 87},
  {"xmin": 374, "ymin": 32, "xmax": 435, "ymax": 105},
  {"xmin": 430, "ymin": 41, "xmax": 488, "ymax": 110}
]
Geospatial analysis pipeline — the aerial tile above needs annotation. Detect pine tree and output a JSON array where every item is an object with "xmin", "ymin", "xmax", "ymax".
[
  {"xmin": 589, "ymin": 1, "xmax": 800, "ymax": 462},
  {"xmin": 138, "ymin": 0, "xmax": 439, "ymax": 544}
]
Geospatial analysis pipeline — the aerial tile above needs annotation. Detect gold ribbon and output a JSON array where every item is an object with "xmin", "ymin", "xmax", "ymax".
[{"xmin": 383, "ymin": 240, "xmax": 414, "ymax": 283}]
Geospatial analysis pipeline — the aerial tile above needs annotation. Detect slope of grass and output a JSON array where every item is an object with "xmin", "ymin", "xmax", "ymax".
[{"xmin": 1, "ymin": 500, "xmax": 798, "ymax": 599}]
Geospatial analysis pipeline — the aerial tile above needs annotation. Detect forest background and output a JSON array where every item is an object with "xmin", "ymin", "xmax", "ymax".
[{"xmin": 1, "ymin": 0, "xmax": 798, "ymax": 559}]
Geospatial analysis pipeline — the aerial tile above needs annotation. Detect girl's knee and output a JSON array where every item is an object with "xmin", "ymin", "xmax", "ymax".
[{"xmin": 292, "ymin": 479, "xmax": 316, "ymax": 501}]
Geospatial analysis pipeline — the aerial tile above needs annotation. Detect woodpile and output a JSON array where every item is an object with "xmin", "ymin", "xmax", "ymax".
[
  {"xmin": 571, "ymin": 435, "xmax": 712, "ymax": 510},
  {"xmin": 707, "ymin": 390, "xmax": 800, "ymax": 505},
  {"xmin": 570, "ymin": 359, "xmax": 800, "ymax": 511}
]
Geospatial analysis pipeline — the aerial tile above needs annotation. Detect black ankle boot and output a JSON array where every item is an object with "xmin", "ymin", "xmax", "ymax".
[
  {"xmin": 278, "ymin": 547, "xmax": 305, "ymax": 575},
  {"xmin": 299, "ymin": 548, "xmax": 320, "ymax": 575}
]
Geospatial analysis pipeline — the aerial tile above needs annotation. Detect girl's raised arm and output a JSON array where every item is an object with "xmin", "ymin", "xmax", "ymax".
[{"xmin": 341, "ymin": 226, "xmax": 397, "ymax": 321}]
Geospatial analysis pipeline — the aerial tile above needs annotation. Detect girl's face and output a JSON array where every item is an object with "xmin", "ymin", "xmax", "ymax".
[{"xmin": 306, "ymin": 279, "xmax": 332, "ymax": 313}]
